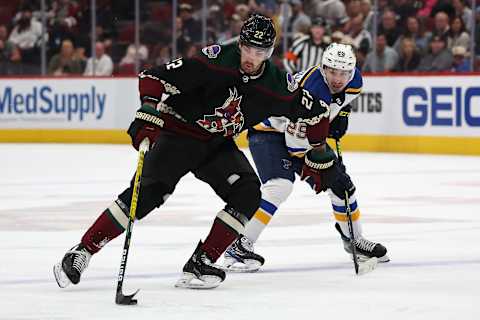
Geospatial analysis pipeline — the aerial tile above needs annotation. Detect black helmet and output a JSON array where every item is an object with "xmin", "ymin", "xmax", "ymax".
[{"xmin": 239, "ymin": 14, "xmax": 276, "ymax": 49}]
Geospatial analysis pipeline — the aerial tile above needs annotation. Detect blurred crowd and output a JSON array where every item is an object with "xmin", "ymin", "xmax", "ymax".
[{"xmin": 0, "ymin": 0, "xmax": 479, "ymax": 77}]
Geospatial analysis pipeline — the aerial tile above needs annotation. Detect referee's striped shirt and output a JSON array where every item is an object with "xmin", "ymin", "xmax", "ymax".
[{"xmin": 283, "ymin": 35, "xmax": 327, "ymax": 74}]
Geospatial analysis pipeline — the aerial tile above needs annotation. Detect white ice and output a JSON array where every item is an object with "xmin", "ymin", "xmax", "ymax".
[{"xmin": 1, "ymin": 143, "xmax": 479, "ymax": 320}]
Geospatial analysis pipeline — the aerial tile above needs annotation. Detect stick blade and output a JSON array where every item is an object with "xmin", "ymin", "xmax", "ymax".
[
  {"xmin": 357, "ymin": 257, "xmax": 378, "ymax": 275},
  {"xmin": 115, "ymin": 289, "xmax": 140, "ymax": 305}
]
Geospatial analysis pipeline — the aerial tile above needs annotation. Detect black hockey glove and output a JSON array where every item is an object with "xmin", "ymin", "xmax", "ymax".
[
  {"xmin": 127, "ymin": 110, "xmax": 164, "ymax": 151},
  {"xmin": 328, "ymin": 105, "xmax": 351, "ymax": 140},
  {"xmin": 301, "ymin": 148, "xmax": 355, "ymax": 198}
]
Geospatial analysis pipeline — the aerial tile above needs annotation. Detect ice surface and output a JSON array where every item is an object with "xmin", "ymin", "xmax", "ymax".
[{"xmin": 1, "ymin": 143, "xmax": 479, "ymax": 320}]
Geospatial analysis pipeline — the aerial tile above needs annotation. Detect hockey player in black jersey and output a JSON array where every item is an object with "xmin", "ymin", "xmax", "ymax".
[{"xmin": 53, "ymin": 14, "xmax": 332, "ymax": 290}]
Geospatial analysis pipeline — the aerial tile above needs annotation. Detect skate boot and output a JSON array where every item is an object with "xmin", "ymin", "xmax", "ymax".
[
  {"xmin": 175, "ymin": 241, "xmax": 226, "ymax": 289},
  {"xmin": 335, "ymin": 223, "xmax": 390, "ymax": 262},
  {"xmin": 222, "ymin": 235, "xmax": 265, "ymax": 272},
  {"xmin": 53, "ymin": 244, "xmax": 92, "ymax": 288}
]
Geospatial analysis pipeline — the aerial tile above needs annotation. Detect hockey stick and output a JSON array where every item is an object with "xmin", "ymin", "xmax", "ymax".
[
  {"xmin": 115, "ymin": 138, "xmax": 150, "ymax": 305},
  {"xmin": 334, "ymin": 139, "xmax": 377, "ymax": 275}
]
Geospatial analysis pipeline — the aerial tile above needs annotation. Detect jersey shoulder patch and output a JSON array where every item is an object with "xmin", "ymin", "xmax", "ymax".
[
  {"xmin": 201, "ymin": 44, "xmax": 222, "ymax": 59},
  {"xmin": 286, "ymin": 73, "xmax": 299, "ymax": 92}
]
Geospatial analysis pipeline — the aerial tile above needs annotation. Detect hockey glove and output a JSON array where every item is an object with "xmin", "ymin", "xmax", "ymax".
[
  {"xmin": 301, "ymin": 148, "xmax": 355, "ymax": 198},
  {"xmin": 127, "ymin": 111, "xmax": 165, "ymax": 151},
  {"xmin": 328, "ymin": 105, "xmax": 351, "ymax": 140}
]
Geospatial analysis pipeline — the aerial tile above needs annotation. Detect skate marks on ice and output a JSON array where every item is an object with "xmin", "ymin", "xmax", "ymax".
[{"xmin": 2, "ymin": 258, "xmax": 480, "ymax": 287}]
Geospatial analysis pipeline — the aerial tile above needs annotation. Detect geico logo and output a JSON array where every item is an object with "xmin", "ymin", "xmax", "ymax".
[
  {"xmin": 0, "ymin": 85, "xmax": 106, "ymax": 121},
  {"xmin": 351, "ymin": 92, "xmax": 382, "ymax": 113},
  {"xmin": 402, "ymin": 87, "xmax": 480, "ymax": 126}
]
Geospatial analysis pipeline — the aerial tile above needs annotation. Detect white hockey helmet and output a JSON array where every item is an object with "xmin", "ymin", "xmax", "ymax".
[{"xmin": 321, "ymin": 43, "xmax": 356, "ymax": 72}]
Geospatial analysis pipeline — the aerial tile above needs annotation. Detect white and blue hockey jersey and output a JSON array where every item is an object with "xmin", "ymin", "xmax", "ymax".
[{"xmin": 253, "ymin": 66, "xmax": 363, "ymax": 157}]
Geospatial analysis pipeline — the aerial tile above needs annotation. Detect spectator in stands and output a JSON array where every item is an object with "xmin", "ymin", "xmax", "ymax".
[
  {"xmin": 0, "ymin": 25, "xmax": 15, "ymax": 63},
  {"xmin": 360, "ymin": 0, "xmax": 375, "ymax": 33},
  {"xmin": 222, "ymin": 0, "xmax": 236, "ymax": 19},
  {"xmin": 119, "ymin": 44, "xmax": 149, "ymax": 66},
  {"xmin": 451, "ymin": 45, "xmax": 471, "ymax": 72},
  {"xmin": 452, "ymin": 0, "xmax": 473, "ymax": 32},
  {"xmin": 417, "ymin": 35, "xmax": 453, "ymax": 72},
  {"xmin": 74, "ymin": 46, "xmax": 87, "ymax": 71},
  {"xmin": 340, "ymin": 35, "xmax": 355, "ymax": 46},
  {"xmin": 392, "ymin": 0, "xmax": 418, "ymax": 27},
  {"xmin": 207, "ymin": 4, "xmax": 227, "ymax": 39},
  {"xmin": 432, "ymin": 11, "xmax": 451, "ymax": 40},
  {"xmin": 311, "ymin": 0, "xmax": 348, "ymax": 28},
  {"xmin": 217, "ymin": 14, "xmax": 243, "ymax": 44},
  {"xmin": 83, "ymin": 41, "xmax": 113, "ymax": 76},
  {"xmin": 118, "ymin": 44, "xmax": 149, "ymax": 74},
  {"xmin": 150, "ymin": 43, "xmax": 171, "ymax": 66},
  {"xmin": 363, "ymin": 33, "xmax": 399, "ymax": 72},
  {"xmin": 250, "ymin": 0, "xmax": 277, "ymax": 14},
  {"xmin": 355, "ymin": 46, "xmax": 369, "ymax": 71},
  {"xmin": 8, "ymin": 4, "xmax": 46, "ymax": 74},
  {"xmin": 346, "ymin": 13, "xmax": 372, "ymax": 52},
  {"xmin": 418, "ymin": 0, "xmax": 437, "ymax": 18},
  {"xmin": 378, "ymin": 9, "xmax": 401, "ymax": 47},
  {"xmin": 183, "ymin": 42, "xmax": 198, "ymax": 59},
  {"xmin": 175, "ymin": 16, "xmax": 191, "ymax": 56},
  {"xmin": 48, "ymin": 39, "xmax": 83, "ymax": 75},
  {"xmin": 0, "ymin": 24, "xmax": 21, "ymax": 75},
  {"xmin": 235, "ymin": 4, "xmax": 251, "ymax": 22},
  {"xmin": 377, "ymin": 0, "xmax": 391, "ymax": 14},
  {"xmin": 179, "ymin": 3, "xmax": 202, "ymax": 44},
  {"xmin": 283, "ymin": 17, "xmax": 329, "ymax": 74},
  {"xmin": 331, "ymin": 30, "xmax": 345, "ymax": 44},
  {"xmin": 448, "ymin": 16, "xmax": 470, "ymax": 52},
  {"xmin": 430, "ymin": 0, "xmax": 456, "ymax": 21},
  {"xmin": 393, "ymin": 16, "xmax": 430, "ymax": 54},
  {"xmin": 47, "ymin": 0, "xmax": 81, "ymax": 57},
  {"xmin": 346, "ymin": 0, "xmax": 361, "ymax": 19},
  {"xmin": 395, "ymin": 37, "xmax": 421, "ymax": 71},
  {"xmin": 287, "ymin": 0, "xmax": 311, "ymax": 38}
]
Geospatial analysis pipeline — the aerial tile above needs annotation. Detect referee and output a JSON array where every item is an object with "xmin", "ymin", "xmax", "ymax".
[{"xmin": 283, "ymin": 17, "xmax": 329, "ymax": 74}]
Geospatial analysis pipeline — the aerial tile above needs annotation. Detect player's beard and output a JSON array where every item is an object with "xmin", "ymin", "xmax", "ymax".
[{"xmin": 241, "ymin": 60, "xmax": 262, "ymax": 75}]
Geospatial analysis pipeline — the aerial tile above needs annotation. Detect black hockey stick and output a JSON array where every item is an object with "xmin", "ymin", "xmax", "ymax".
[
  {"xmin": 115, "ymin": 138, "xmax": 150, "ymax": 305},
  {"xmin": 334, "ymin": 139, "xmax": 360, "ymax": 274}
]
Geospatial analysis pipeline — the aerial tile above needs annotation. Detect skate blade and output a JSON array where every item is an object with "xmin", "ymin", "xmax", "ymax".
[
  {"xmin": 53, "ymin": 262, "xmax": 71, "ymax": 288},
  {"xmin": 174, "ymin": 272, "xmax": 222, "ymax": 289},
  {"xmin": 377, "ymin": 254, "xmax": 390, "ymax": 263},
  {"xmin": 351, "ymin": 254, "xmax": 390, "ymax": 263},
  {"xmin": 221, "ymin": 258, "xmax": 262, "ymax": 273},
  {"xmin": 357, "ymin": 257, "xmax": 378, "ymax": 275}
]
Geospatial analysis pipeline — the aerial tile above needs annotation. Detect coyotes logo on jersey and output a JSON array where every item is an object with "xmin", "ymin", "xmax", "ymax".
[{"xmin": 196, "ymin": 87, "xmax": 245, "ymax": 137}]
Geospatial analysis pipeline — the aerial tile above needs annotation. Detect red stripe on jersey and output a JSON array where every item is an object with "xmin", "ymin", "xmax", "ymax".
[
  {"xmin": 253, "ymin": 84, "xmax": 296, "ymax": 102},
  {"xmin": 306, "ymin": 118, "xmax": 329, "ymax": 145},
  {"xmin": 193, "ymin": 56, "xmax": 238, "ymax": 76},
  {"xmin": 139, "ymin": 77, "xmax": 165, "ymax": 101}
]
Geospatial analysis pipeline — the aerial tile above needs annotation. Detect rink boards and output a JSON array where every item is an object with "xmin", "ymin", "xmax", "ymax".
[{"xmin": 0, "ymin": 74, "xmax": 479, "ymax": 155}]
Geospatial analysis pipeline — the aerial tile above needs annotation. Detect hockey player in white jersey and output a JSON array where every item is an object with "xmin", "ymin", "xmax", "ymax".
[{"xmin": 223, "ymin": 43, "xmax": 389, "ymax": 272}]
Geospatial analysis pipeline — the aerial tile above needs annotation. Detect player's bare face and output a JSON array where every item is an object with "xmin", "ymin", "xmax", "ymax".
[
  {"xmin": 324, "ymin": 67, "xmax": 352, "ymax": 93},
  {"xmin": 240, "ymin": 44, "xmax": 269, "ymax": 75}
]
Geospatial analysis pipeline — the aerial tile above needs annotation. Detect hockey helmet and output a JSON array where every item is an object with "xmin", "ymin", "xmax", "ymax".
[
  {"xmin": 239, "ymin": 14, "xmax": 276, "ymax": 58},
  {"xmin": 321, "ymin": 43, "xmax": 356, "ymax": 72}
]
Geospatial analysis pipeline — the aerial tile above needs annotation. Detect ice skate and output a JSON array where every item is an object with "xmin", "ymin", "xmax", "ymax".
[
  {"xmin": 175, "ymin": 241, "xmax": 226, "ymax": 289},
  {"xmin": 335, "ymin": 223, "xmax": 390, "ymax": 263},
  {"xmin": 222, "ymin": 235, "xmax": 265, "ymax": 272},
  {"xmin": 53, "ymin": 244, "xmax": 92, "ymax": 288}
]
